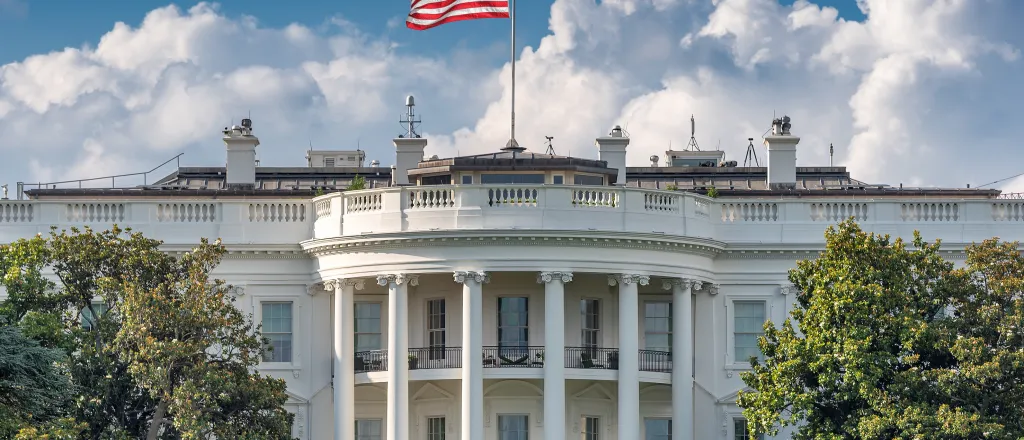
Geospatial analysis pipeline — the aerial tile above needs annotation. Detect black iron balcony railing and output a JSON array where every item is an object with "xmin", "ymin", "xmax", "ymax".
[
  {"xmin": 482, "ymin": 346, "xmax": 545, "ymax": 368},
  {"xmin": 408, "ymin": 347, "xmax": 462, "ymax": 370},
  {"xmin": 565, "ymin": 346, "xmax": 619, "ymax": 369},
  {"xmin": 639, "ymin": 349, "xmax": 672, "ymax": 372},
  {"xmin": 355, "ymin": 350, "xmax": 387, "ymax": 373}
]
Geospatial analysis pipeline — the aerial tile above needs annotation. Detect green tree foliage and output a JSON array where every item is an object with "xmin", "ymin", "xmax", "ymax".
[
  {"xmin": 0, "ymin": 326, "xmax": 71, "ymax": 438},
  {"xmin": 738, "ymin": 220, "xmax": 1024, "ymax": 439},
  {"xmin": 346, "ymin": 175, "xmax": 366, "ymax": 191},
  {"xmin": 0, "ymin": 227, "xmax": 294, "ymax": 439}
]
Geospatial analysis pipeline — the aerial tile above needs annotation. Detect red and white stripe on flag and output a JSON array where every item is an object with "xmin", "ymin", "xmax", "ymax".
[{"xmin": 407, "ymin": 0, "xmax": 510, "ymax": 31}]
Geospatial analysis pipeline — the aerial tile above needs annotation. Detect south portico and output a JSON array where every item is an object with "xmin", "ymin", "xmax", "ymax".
[{"xmin": 308, "ymin": 269, "xmax": 713, "ymax": 440}]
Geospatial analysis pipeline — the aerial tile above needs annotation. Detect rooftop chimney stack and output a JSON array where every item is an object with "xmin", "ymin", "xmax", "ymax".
[
  {"xmin": 763, "ymin": 116, "xmax": 799, "ymax": 190},
  {"xmin": 596, "ymin": 125, "xmax": 629, "ymax": 185},
  {"xmin": 223, "ymin": 118, "xmax": 259, "ymax": 189},
  {"xmin": 394, "ymin": 96, "xmax": 427, "ymax": 185}
]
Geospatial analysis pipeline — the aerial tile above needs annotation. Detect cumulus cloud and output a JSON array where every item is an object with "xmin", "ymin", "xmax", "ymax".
[{"xmin": 0, "ymin": 0, "xmax": 1022, "ymax": 191}]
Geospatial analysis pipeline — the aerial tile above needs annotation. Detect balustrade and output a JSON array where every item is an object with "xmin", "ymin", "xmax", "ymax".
[
  {"xmin": 482, "ymin": 346, "xmax": 545, "ymax": 368},
  {"xmin": 639, "ymin": 349, "xmax": 672, "ymax": 373},
  {"xmin": 565, "ymin": 347, "xmax": 619, "ymax": 370}
]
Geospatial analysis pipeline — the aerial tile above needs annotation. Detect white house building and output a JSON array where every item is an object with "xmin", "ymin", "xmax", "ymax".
[{"xmin": 3, "ymin": 103, "xmax": 1020, "ymax": 440}]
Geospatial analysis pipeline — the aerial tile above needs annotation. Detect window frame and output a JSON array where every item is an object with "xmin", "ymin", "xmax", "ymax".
[
  {"xmin": 725, "ymin": 295, "xmax": 773, "ymax": 369},
  {"xmin": 581, "ymin": 415, "xmax": 600, "ymax": 440},
  {"xmin": 496, "ymin": 414, "xmax": 530, "ymax": 440},
  {"xmin": 260, "ymin": 301, "xmax": 294, "ymax": 364},
  {"xmin": 355, "ymin": 418, "xmax": 384, "ymax": 440},
  {"xmin": 580, "ymin": 298, "xmax": 601, "ymax": 348},
  {"xmin": 80, "ymin": 301, "xmax": 109, "ymax": 331},
  {"xmin": 354, "ymin": 302, "xmax": 384, "ymax": 353},
  {"xmin": 496, "ymin": 296, "xmax": 530, "ymax": 349},
  {"xmin": 642, "ymin": 300, "xmax": 673, "ymax": 352},
  {"xmin": 426, "ymin": 298, "xmax": 447, "ymax": 360},
  {"xmin": 642, "ymin": 417, "xmax": 672, "ymax": 440},
  {"xmin": 426, "ymin": 416, "xmax": 446, "ymax": 440}
]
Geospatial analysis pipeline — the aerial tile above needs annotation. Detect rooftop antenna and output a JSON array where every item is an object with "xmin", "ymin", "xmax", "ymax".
[
  {"xmin": 685, "ymin": 114, "xmax": 700, "ymax": 151},
  {"xmin": 544, "ymin": 136, "xmax": 556, "ymax": 155},
  {"xmin": 399, "ymin": 95, "xmax": 421, "ymax": 138},
  {"xmin": 743, "ymin": 137, "xmax": 760, "ymax": 167},
  {"xmin": 829, "ymin": 143, "xmax": 834, "ymax": 167}
]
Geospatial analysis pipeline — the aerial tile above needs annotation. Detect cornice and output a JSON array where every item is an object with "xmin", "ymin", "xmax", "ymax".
[
  {"xmin": 162, "ymin": 244, "xmax": 308, "ymax": 260},
  {"xmin": 720, "ymin": 244, "xmax": 972, "ymax": 260},
  {"xmin": 301, "ymin": 230, "xmax": 724, "ymax": 258}
]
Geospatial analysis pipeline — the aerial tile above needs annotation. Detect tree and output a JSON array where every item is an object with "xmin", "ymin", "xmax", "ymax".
[
  {"xmin": 114, "ymin": 239, "xmax": 293, "ymax": 439},
  {"xmin": 738, "ymin": 220, "xmax": 1024, "ymax": 439},
  {"xmin": 0, "ymin": 227, "xmax": 294, "ymax": 439},
  {"xmin": 0, "ymin": 326, "xmax": 72, "ymax": 438},
  {"xmin": 346, "ymin": 175, "xmax": 366, "ymax": 191}
]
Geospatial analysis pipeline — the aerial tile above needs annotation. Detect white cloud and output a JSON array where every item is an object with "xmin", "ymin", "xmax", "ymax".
[{"xmin": 0, "ymin": 0, "xmax": 1022, "ymax": 192}]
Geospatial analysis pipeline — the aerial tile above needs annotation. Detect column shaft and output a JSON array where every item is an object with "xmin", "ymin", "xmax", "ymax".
[
  {"xmin": 617, "ymin": 277, "xmax": 641, "ymax": 440},
  {"xmin": 541, "ymin": 273, "xmax": 569, "ymax": 440},
  {"xmin": 672, "ymin": 281, "xmax": 694, "ymax": 440},
  {"xmin": 334, "ymin": 282, "xmax": 356, "ymax": 440},
  {"xmin": 385, "ymin": 279, "xmax": 409, "ymax": 440},
  {"xmin": 459, "ymin": 273, "xmax": 484, "ymax": 440}
]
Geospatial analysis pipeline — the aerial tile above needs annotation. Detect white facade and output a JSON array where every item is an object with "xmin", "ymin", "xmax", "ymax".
[{"xmin": 1, "ymin": 185, "xmax": 1021, "ymax": 440}]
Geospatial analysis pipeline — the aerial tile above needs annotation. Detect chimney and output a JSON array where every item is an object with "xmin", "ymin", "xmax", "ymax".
[
  {"xmin": 393, "ymin": 138, "xmax": 427, "ymax": 185},
  {"xmin": 223, "ymin": 118, "xmax": 259, "ymax": 189},
  {"xmin": 596, "ymin": 125, "xmax": 629, "ymax": 185},
  {"xmin": 763, "ymin": 116, "xmax": 799, "ymax": 190}
]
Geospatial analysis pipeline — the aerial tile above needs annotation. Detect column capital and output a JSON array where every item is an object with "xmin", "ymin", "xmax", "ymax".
[
  {"xmin": 537, "ymin": 271, "xmax": 573, "ymax": 284},
  {"xmin": 661, "ymin": 278, "xmax": 702, "ymax": 292},
  {"xmin": 377, "ymin": 273, "xmax": 419, "ymax": 287},
  {"xmin": 309, "ymin": 278, "xmax": 365, "ymax": 296},
  {"xmin": 453, "ymin": 271, "xmax": 490, "ymax": 284},
  {"xmin": 226, "ymin": 285, "xmax": 245, "ymax": 298},
  {"xmin": 701, "ymin": 283, "xmax": 720, "ymax": 295},
  {"xmin": 608, "ymin": 274, "xmax": 650, "ymax": 286},
  {"xmin": 779, "ymin": 284, "xmax": 798, "ymax": 296}
]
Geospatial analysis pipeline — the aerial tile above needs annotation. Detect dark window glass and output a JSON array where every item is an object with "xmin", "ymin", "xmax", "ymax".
[
  {"xmin": 573, "ymin": 175, "xmax": 604, "ymax": 186},
  {"xmin": 480, "ymin": 174, "xmax": 545, "ymax": 184}
]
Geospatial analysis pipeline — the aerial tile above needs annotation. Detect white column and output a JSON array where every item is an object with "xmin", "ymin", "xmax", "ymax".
[
  {"xmin": 664, "ymin": 278, "xmax": 694, "ymax": 440},
  {"xmin": 454, "ymin": 271, "xmax": 488, "ymax": 440},
  {"xmin": 328, "ymin": 279, "xmax": 364, "ymax": 440},
  {"xmin": 379, "ymin": 274, "xmax": 417, "ymax": 440},
  {"xmin": 611, "ymin": 274, "xmax": 647, "ymax": 440},
  {"xmin": 538, "ymin": 272, "xmax": 572, "ymax": 440}
]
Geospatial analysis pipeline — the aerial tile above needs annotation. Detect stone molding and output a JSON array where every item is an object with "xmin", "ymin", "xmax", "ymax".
[
  {"xmin": 376, "ymin": 273, "xmax": 420, "ymax": 287},
  {"xmin": 453, "ymin": 271, "xmax": 490, "ymax": 284},
  {"xmin": 607, "ymin": 274, "xmax": 650, "ymax": 286}
]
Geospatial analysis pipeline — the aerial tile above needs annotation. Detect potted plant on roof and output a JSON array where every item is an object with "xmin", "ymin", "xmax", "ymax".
[{"xmin": 408, "ymin": 353, "xmax": 419, "ymax": 370}]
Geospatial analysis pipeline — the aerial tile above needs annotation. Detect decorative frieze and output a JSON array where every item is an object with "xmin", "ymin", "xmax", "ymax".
[
  {"xmin": 537, "ymin": 271, "xmax": 573, "ymax": 284},
  {"xmin": 453, "ymin": 271, "xmax": 490, "ymax": 284}
]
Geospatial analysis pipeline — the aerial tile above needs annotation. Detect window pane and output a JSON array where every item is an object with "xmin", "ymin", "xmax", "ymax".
[
  {"xmin": 498, "ymin": 415, "xmax": 529, "ymax": 440},
  {"xmin": 356, "ymin": 419, "xmax": 383, "ymax": 440},
  {"xmin": 481, "ymin": 174, "xmax": 545, "ymax": 184},
  {"xmin": 261, "ymin": 302, "xmax": 293, "ymax": 362},
  {"xmin": 644, "ymin": 419, "xmax": 672, "ymax": 440}
]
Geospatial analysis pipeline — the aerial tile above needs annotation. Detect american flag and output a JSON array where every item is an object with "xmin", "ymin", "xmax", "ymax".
[{"xmin": 406, "ymin": 0, "xmax": 511, "ymax": 31}]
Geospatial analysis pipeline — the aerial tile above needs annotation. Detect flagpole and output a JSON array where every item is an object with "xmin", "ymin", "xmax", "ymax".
[{"xmin": 505, "ymin": 0, "xmax": 520, "ymax": 151}]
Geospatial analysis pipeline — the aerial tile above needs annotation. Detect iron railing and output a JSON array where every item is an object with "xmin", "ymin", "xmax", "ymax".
[
  {"xmin": 355, "ymin": 350, "xmax": 387, "ymax": 373},
  {"xmin": 409, "ymin": 347, "xmax": 462, "ymax": 370},
  {"xmin": 639, "ymin": 349, "xmax": 672, "ymax": 372},
  {"xmin": 482, "ymin": 346, "xmax": 545, "ymax": 368},
  {"xmin": 565, "ymin": 347, "xmax": 619, "ymax": 369}
]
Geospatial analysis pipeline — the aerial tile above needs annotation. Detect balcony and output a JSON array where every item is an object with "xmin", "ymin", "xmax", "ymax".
[
  {"xmin": 639, "ymin": 349, "xmax": 672, "ymax": 373},
  {"xmin": 355, "ymin": 350, "xmax": 387, "ymax": 373},
  {"xmin": 482, "ymin": 346, "xmax": 545, "ymax": 368},
  {"xmin": 565, "ymin": 346, "xmax": 619, "ymax": 370},
  {"xmin": 312, "ymin": 185, "xmax": 1024, "ymax": 246},
  {"xmin": 409, "ymin": 347, "xmax": 462, "ymax": 370}
]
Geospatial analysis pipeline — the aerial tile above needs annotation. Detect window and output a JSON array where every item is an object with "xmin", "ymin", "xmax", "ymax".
[
  {"xmin": 573, "ymin": 175, "xmax": 604, "ymax": 186},
  {"xmin": 644, "ymin": 418, "xmax": 671, "ymax": 440},
  {"xmin": 581, "ymin": 299, "xmax": 600, "ymax": 348},
  {"xmin": 498, "ymin": 415, "xmax": 529, "ymax": 440},
  {"xmin": 462, "ymin": 175, "xmax": 473, "ymax": 184},
  {"xmin": 497, "ymin": 297, "xmax": 529, "ymax": 349},
  {"xmin": 552, "ymin": 175, "xmax": 564, "ymax": 185},
  {"xmin": 427, "ymin": 417, "xmax": 445, "ymax": 440},
  {"xmin": 734, "ymin": 419, "xmax": 764, "ymax": 440},
  {"xmin": 324, "ymin": 157, "xmax": 336, "ymax": 167},
  {"xmin": 581, "ymin": 416, "xmax": 599, "ymax": 440},
  {"xmin": 262, "ymin": 302, "xmax": 293, "ymax": 362},
  {"xmin": 355, "ymin": 419, "xmax": 383, "ymax": 440},
  {"xmin": 734, "ymin": 301, "xmax": 766, "ymax": 362},
  {"xmin": 644, "ymin": 302, "xmax": 672, "ymax": 352},
  {"xmin": 422, "ymin": 175, "xmax": 452, "ymax": 185},
  {"xmin": 355, "ymin": 303, "xmax": 382, "ymax": 352},
  {"xmin": 81, "ymin": 302, "xmax": 108, "ymax": 330},
  {"xmin": 480, "ymin": 174, "xmax": 545, "ymax": 184},
  {"xmin": 427, "ymin": 299, "xmax": 446, "ymax": 360}
]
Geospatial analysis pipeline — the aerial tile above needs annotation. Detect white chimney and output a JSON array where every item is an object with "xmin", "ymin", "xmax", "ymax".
[
  {"xmin": 393, "ymin": 138, "xmax": 427, "ymax": 185},
  {"xmin": 763, "ymin": 116, "xmax": 799, "ymax": 190},
  {"xmin": 223, "ymin": 118, "xmax": 259, "ymax": 188},
  {"xmin": 596, "ymin": 125, "xmax": 629, "ymax": 185}
]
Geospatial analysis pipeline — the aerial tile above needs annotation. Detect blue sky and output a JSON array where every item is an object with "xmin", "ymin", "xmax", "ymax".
[
  {"xmin": 0, "ymin": 0, "xmax": 865, "ymax": 66},
  {"xmin": 1, "ymin": 0, "xmax": 1021, "ymax": 190}
]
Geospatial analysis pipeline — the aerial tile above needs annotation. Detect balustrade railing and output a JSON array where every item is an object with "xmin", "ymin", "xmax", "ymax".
[
  {"xmin": 482, "ymin": 346, "xmax": 545, "ymax": 368},
  {"xmin": 565, "ymin": 346, "xmax": 618, "ymax": 370},
  {"xmin": 408, "ymin": 347, "xmax": 462, "ymax": 370},
  {"xmin": 355, "ymin": 350, "xmax": 387, "ymax": 373},
  {"xmin": 639, "ymin": 349, "xmax": 672, "ymax": 372}
]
